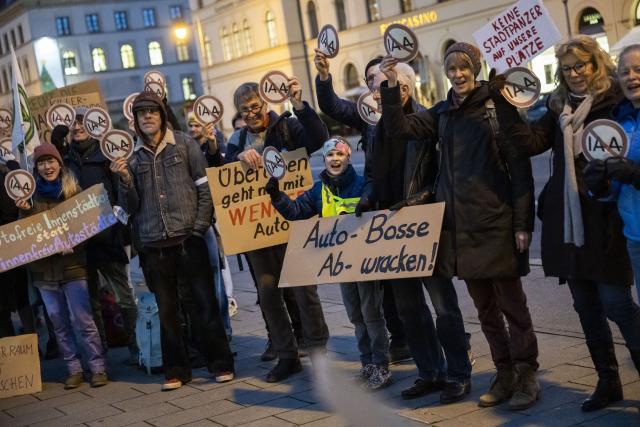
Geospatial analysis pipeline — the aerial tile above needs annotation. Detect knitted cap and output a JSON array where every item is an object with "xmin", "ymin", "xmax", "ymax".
[
  {"xmin": 33, "ymin": 143, "xmax": 63, "ymax": 166},
  {"xmin": 322, "ymin": 137, "xmax": 351, "ymax": 157},
  {"xmin": 131, "ymin": 91, "xmax": 167, "ymax": 138},
  {"xmin": 444, "ymin": 42, "xmax": 482, "ymax": 76}
]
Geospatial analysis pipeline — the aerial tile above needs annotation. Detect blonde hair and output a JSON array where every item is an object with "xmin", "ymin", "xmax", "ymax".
[
  {"xmin": 61, "ymin": 168, "xmax": 81, "ymax": 199},
  {"xmin": 550, "ymin": 35, "xmax": 616, "ymax": 112}
]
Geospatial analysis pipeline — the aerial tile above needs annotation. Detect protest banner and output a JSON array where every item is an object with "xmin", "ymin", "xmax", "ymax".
[
  {"xmin": 383, "ymin": 23, "xmax": 419, "ymax": 62},
  {"xmin": 472, "ymin": 0, "xmax": 561, "ymax": 72},
  {"xmin": 259, "ymin": 71, "xmax": 290, "ymax": 104},
  {"xmin": 318, "ymin": 24, "xmax": 339, "ymax": 58},
  {"xmin": 0, "ymin": 184, "xmax": 117, "ymax": 273},
  {"xmin": 206, "ymin": 148, "xmax": 313, "ymax": 254},
  {"xmin": 83, "ymin": 107, "xmax": 112, "ymax": 139},
  {"xmin": 193, "ymin": 95, "xmax": 224, "ymax": 126},
  {"xmin": 0, "ymin": 334, "xmax": 41, "ymax": 398},
  {"xmin": 4, "ymin": 169, "xmax": 35, "ymax": 201},
  {"xmin": 581, "ymin": 119, "xmax": 629, "ymax": 161},
  {"xmin": 357, "ymin": 91, "xmax": 381, "ymax": 125},
  {"xmin": 262, "ymin": 147, "xmax": 286, "ymax": 179},
  {"xmin": 279, "ymin": 203, "xmax": 445, "ymax": 287}
]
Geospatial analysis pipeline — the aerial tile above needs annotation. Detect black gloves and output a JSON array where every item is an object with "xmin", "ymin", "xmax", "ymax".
[
  {"xmin": 51, "ymin": 124, "xmax": 70, "ymax": 149},
  {"xmin": 355, "ymin": 196, "xmax": 372, "ymax": 217},
  {"xmin": 584, "ymin": 160, "xmax": 609, "ymax": 197},
  {"xmin": 488, "ymin": 68, "xmax": 507, "ymax": 102},
  {"xmin": 389, "ymin": 189, "xmax": 434, "ymax": 211},
  {"xmin": 265, "ymin": 177, "xmax": 281, "ymax": 200},
  {"xmin": 605, "ymin": 157, "xmax": 640, "ymax": 188}
]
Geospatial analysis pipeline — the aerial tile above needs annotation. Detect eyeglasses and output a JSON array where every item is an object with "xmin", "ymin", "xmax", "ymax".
[
  {"xmin": 136, "ymin": 107, "xmax": 161, "ymax": 116},
  {"xmin": 239, "ymin": 101, "xmax": 265, "ymax": 117},
  {"xmin": 561, "ymin": 62, "xmax": 588, "ymax": 75}
]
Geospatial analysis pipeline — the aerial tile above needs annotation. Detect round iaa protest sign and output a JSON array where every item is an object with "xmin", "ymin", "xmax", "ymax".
[
  {"xmin": 0, "ymin": 108, "xmax": 12, "ymax": 130},
  {"xmin": 500, "ymin": 67, "xmax": 541, "ymax": 109},
  {"xmin": 357, "ymin": 91, "xmax": 381, "ymax": 125},
  {"xmin": 317, "ymin": 24, "xmax": 339, "ymax": 58},
  {"xmin": 100, "ymin": 130, "xmax": 134, "ymax": 161},
  {"xmin": 144, "ymin": 81, "xmax": 165, "ymax": 100},
  {"xmin": 122, "ymin": 92, "xmax": 139, "ymax": 121},
  {"xmin": 259, "ymin": 71, "xmax": 290, "ymax": 104},
  {"xmin": 0, "ymin": 137, "xmax": 12, "ymax": 157},
  {"xmin": 46, "ymin": 103, "xmax": 76, "ymax": 129},
  {"xmin": 581, "ymin": 119, "xmax": 629, "ymax": 161},
  {"xmin": 83, "ymin": 107, "xmax": 112, "ymax": 139},
  {"xmin": 193, "ymin": 95, "xmax": 224, "ymax": 126},
  {"xmin": 4, "ymin": 169, "xmax": 35, "ymax": 201},
  {"xmin": 262, "ymin": 146, "xmax": 286, "ymax": 180},
  {"xmin": 144, "ymin": 70, "xmax": 165, "ymax": 86},
  {"xmin": 383, "ymin": 24, "xmax": 419, "ymax": 62}
]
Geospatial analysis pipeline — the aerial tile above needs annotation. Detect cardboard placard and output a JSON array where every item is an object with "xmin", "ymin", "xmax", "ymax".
[
  {"xmin": 83, "ymin": 107, "xmax": 112, "ymax": 139},
  {"xmin": 123, "ymin": 92, "xmax": 139, "ymax": 121},
  {"xmin": 100, "ymin": 130, "xmax": 134, "ymax": 161},
  {"xmin": 193, "ymin": 95, "xmax": 224, "ymax": 126},
  {"xmin": 473, "ymin": 0, "xmax": 561, "ymax": 72},
  {"xmin": 357, "ymin": 91, "xmax": 381, "ymax": 125},
  {"xmin": 0, "ymin": 334, "xmax": 42, "ymax": 398},
  {"xmin": 0, "ymin": 108, "xmax": 11, "ymax": 130},
  {"xmin": 0, "ymin": 137, "xmax": 11, "ymax": 157},
  {"xmin": 500, "ymin": 67, "xmax": 541, "ymax": 108},
  {"xmin": 46, "ymin": 103, "xmax": 75, "ymax": 129},
  {"xmin": 317, "ymin": 24, "xmax": 339, "ymax": 58},
  {"xmin": 0, "ymin": 184, "xmax": 117, "ymax": 273},
  {"xmin": 581, "ymin": 119, "xmax": 629, "ymax": 161},
  {"xmin": 279, "ymin": 203, "xmax": 445, "ymax": 286},
  {"xmin": 206, "ymin": 148, "xmax": 313, "ymax": 255},
  {"xmin": 144, "ymin": 70, "xmax": 165, "ymax": 86},
  {"xmin": 144, "ymin": 81, "xmax": 165, "ymax": 100},
  {"xmin": 383, "ymin": 23, "xmax": 419, "ymax": 62},
  {"xmin": 262, "ymin": 146, "xmax": 286, "ymax": 179},
  {"xmin": 259, "ymin": 71, "xmax": 290, "ymax": 104},
  {"xmin": 4, "ymin": 169, "xmax": 35, "ymax": 201}
]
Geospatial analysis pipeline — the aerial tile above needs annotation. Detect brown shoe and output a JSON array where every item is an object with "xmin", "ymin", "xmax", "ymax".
[
  {"xmin": 64, "ymin": 372, "xmax": 83, "ymax": 390},
  {"xmin": 90, "ymin": 372, "xmax": 108, "ymax": 388},
  {"xmin": 478, "ymin": 367, "xmax": 516, "ymax": 407},
  {"xmin": 508, "ymin": 363, "xmax": 540, "ymax": 411}
]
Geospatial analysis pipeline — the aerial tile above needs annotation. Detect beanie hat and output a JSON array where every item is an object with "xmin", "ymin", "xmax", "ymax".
[
  {"xmin": 444, "ymin": 42, "xmax": 482, "ymax": 76},
  {"xmin": 74, "ymin": 106, "xmax": 88, "ymax": 121},
  {"xmin": 131, "ymin": 91, "xmax": 167, "ymax": 139},
  {"xmin": 33, "ymin": 143, "xmax": 63, "ymax": 166},
  {"xmin": 322, "ymin": 137, "xmax": 352, "ymax": 158}
]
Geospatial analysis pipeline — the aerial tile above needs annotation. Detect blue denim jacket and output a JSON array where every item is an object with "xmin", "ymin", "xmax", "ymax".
[{"xmin": 120, "ymin": 130, "xmax": 212, "ymax": 246}]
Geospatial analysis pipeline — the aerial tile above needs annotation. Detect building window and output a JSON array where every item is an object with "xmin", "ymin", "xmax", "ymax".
[
  {"xmin": 336, "ymin": 0, "xmax": 347, "ymax": 31},
  {"xmin": 17, "ymin": 25, "xmax": 23, "ymax": 45},
  {"xmin": 85, "ymin": 14, "xmax": 100, "ymax": 33},
  {"xmin": 0, "ymin": 37, "xmax": 3, "ymax": 55},
  {"xmin": 120, "ymin": 44, "xmax": 135, "ymax": 69},
  {"xmin": 91, "ymin": 47, "xmax": 107, "ymax": 72},
  {"xmin": 176, "ymin": 42, "xmax": 189, "ymax": 61},
  {"xmin": 579, "ymin": 7, "xmax": 604, "ymax": 35},
  {"xmin": 169, "ymin": 5, "xmax": 183, "ymax": 21},
  {"xmin": 203, "ymin": 35, "xmax": 213, "ymax": 66},
  {"xmin": 148, "ymin": 41, "xmax": 163, "ymax": 65},
  {"xmin": 307, "ymin": 2, "xmax": 319, "ymax": 38},
  {"xmin": 114, "ymin": 11, "xmax": 128, "ymax": 31},
  {"xmin": 22, "ymin": 57, "xmax": 30, "ymax": 83},
  {"xmin": 63, "ymin": 50, "xmax": 79, "ymax": 75},
  {"xmin": 637, "ymin": 3, "xmax": 640, "ymax": 25},
  {"xmin": 344, "ymin": 63, "xmax": 359, "ymax": 89},
  {"xmin": 56, "ymin": 16, "xmax": 71, "ymax": 36},
  {"xmin": 243, "ymin": 20, "xmax": 253, "ymax": 54},
  {"xmin": 182, "ymin": 76, "xmax": 196, "ymax": 100},
  {"xmin": 400, "ymin": 0, "xmax": 412, "ymax": 13},
  {"xmin": 266, "ymin": 10, "xmax": 278, "ymax": 47},
  {"xmin": 366, "ymin": 0, "xmax": 381, "ymax": 22},
  {"xmin": 3, "ymin": 34, "xmax": 8, "ymax": 53},
  {"xmin": 10, "ymin": 30, "xmax": 16, "ymax": 49},
  {"xmin": 143, "ymin": 9, "xmax": 156, "ymax": 28},
  {"xmin": 2, "ymin": 69, "xmax": 8, "ymax": 93},
  {"xmin": 221, "ymin": 27, "xmax": 232, "ymax": 61},
  {"xmin": 232, "ymin": 23, "xmax": 242, "ymax": 58},
  {"xmin": 543, "ymin": 64, "xmax": 553, "ymax": 85}
]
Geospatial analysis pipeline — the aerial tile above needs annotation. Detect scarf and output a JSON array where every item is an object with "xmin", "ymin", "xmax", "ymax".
[
  {"xmin": 74, "ymin": 138, "xmax": 95, "ymax": 155},
  {"xmin": 558, "ymin": 94, "xmax": 593, "ymax": 247},
  {"xmin": 36, "ymin": 176, "xmax": 63, "ymax": 200}
]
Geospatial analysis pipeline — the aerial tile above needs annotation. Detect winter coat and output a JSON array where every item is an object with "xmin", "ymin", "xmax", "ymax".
[
  {"xmin": 0, "ymin": 163, "xmax": 19, "ymax": 226},
  {"xmin": 380, "ymin": 82, "xmax": 534, "ymax": 280},
  {"xmin": 501, "ymin": 86, "xmax": 632, "ymax": 286}
]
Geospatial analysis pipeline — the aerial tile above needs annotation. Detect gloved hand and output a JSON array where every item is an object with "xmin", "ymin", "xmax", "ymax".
[
  {"xmin": 605, "ymin": 157, "xmax": 640, "ymax": 188},
  {"xmin": 488, "ymin": 68, "xmax": 507, "ymax": 102},
  {"xmin": 355, "ymin": 196, "xmax": 372, "ymax": 217},
  {"xmin": 389, "ymin": 189, "xmax": 433, "ymax": 211},
  {"xmin": 50, "ymin": 124, "xmax": 70, "ymax": 149},
  {"xmin": 265, "ymin": 177, "xmax": 281, "ymax": 200},
  {"xmin": 583, "ymin": 159, "xmax": 609, "ymax": 197}
]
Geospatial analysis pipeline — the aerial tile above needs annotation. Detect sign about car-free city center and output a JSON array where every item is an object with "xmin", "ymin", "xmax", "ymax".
[
  {"xmin": 279, "ymin": 203, "xmax": 445, "ymax": 287},
  {"xmin": 206, "ymin": 148, "xmax": 313, "ymax": 255},
  {"xmin": 472, "ymin": 0, "xmax": 561, "ymax": 72},
  {"xmin": 0, "ymin": 334, "xmax": 41, "ymax": 399}
]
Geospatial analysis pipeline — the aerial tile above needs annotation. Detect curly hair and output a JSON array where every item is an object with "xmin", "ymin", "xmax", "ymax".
[{"xmin": 549, "ymin": 35, "xmax": 616, "ymax": 113}]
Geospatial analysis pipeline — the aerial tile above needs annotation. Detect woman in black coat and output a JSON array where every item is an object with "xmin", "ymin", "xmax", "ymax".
[
  {"xmin": 379, "ymin": 42, "xmax": 539, "ymax": 411},
  {"xmin": 494, "ymin": 36, "xmax": 640, "ymax": 412}
]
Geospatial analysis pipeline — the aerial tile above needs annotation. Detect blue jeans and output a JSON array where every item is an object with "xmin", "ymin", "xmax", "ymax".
[
  {"xmin": 39, "ymin": 280, "xmax": 105, "ymax": 375},
  {"xmin": 340, "ymin": 281, "xmax": 389, "ymax": 366},
  {"xmin": 568, "ymin": 279, "xmax": 640, "ymax": 353},
  {"xmin": 627, "ymin": 239, "xmax": 640, "ymax": 302},
  {"xmin": 391, "ymin": 275, "xmax": 471, "ymax": 382},
  {"xmin": 205, "ymin": 227, "xmax": 231, "ymax": 338}
]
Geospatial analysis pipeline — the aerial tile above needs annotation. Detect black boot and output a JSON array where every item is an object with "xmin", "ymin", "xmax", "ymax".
[
  {"xmin": 582, "ymin": 342, "xmax": 623, "ymax": 412},
  {"xmin": 266, "ymin": 358, "xmax": 302, "ymax": 383}
]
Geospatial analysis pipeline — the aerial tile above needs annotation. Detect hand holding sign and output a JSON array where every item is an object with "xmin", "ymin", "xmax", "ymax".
[
  {"xmin": 317, "ymin": 24, "xmax": 339, "ymax": 58},
  {"xmin": 383, "ymin": 24, "xmax": 419, "ymax": 62},
  {"xmin": 357, "ymin": 92, "xmax": 381, "ymax": 125},
  {"xmin": 100, "ymin": 129, "xmax": 134, "ymax": 161},
  {"xmin": 581, "ymin": 120, "xmax": 629, "ymax": 161},
  {"xmin": 4, "ymin": 169, "xmax": 35, "ymax": 201},
  {"xmin": 193, "ymin": 95, "xmax": 224, "ymax": 126}
]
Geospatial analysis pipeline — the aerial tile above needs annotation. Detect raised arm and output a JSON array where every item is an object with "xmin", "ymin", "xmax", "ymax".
[{"xmin": 265, "ymin": 178, "xmax": 318, "ymax": 220}]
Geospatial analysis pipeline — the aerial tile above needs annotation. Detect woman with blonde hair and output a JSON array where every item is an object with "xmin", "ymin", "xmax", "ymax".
[
  {"xmin": 492, "ymin": 35, "xmax": 639, "ymax": 412},
  {"xmin": 16, "ymin": 143, "xmax": 107, "ymax": 390}
]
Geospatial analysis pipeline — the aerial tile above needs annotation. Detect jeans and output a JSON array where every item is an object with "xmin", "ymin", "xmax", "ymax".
[
  {"xmin": 627, "ymin": 239, "xmax": 640, "ymax": 302},
  {"xmin": 568, "ymin": 280, "xmax": 640, "ymax": 354},
  {"xmin": 340, "ymin": 281, "xmax": 389, "ymax": 366},
  {"xmin": 141, "ymin": 236, "xmax": 234, "ymax": 381},
  {"xmin": 392, "ymin": 275, "xmax": 471, "ymax": 381},
  {"xmin": 39, "ymin": 280, "xmax": 105, "ymax": 375},
  {"xmin": 204, "ymin": 227, "xmax": 231, "ymax": 338},
  {"xmin": 466, "ymin": 278, "xmax": 539, "ymax": 370}
]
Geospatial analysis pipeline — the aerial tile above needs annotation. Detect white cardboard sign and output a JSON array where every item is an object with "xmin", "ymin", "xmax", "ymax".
[
  {"xmin": 46, "ymin": 103, "xmax": 76, "ymax": 129},
  {"xmin": 4, "ymin": 169, "xmax": 35, "ymax": 201},
  {"xmin": 472, "ymin": 0, "xmax": 561, "ymax": 72},
  {"xmin": 259, "ymin": 71, "xmax": 290, "ymax": 104},
  {"xmin": 193, "ymin": 95, "xmax": 224, "ymax": 126},
  {"xmin": 357, "ymin": 92, "xmax": 381, "ymax": 125},
  {"xmin": 500, "ymin": 67, "xmax": 541, "ymax": 108},
  {"xmin": 383, "ymin": 24, "xmax": 419, "ymax": 62},
  {"xmin": 581, "ymin": 120, "xmax": 629, "ymax": 161},
  {"xmin": 262, "ymin": 146, "xmax": 286, "ymax": 180},
  {"xmin": 83, "ymin": 107, "xmax": 112, "ymax": 139},
  {"xmin": 100, "ymin": 130, "xmax": 134, "ymax": 161},
  {"xmin": 317, "ymin": 24, "xmax": 339, "ymax": 58}
]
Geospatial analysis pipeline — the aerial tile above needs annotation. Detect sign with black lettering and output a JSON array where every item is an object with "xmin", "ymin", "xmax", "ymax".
[
  {"xmin": 4, "ymin": 169, "xmax": 35, "ymax": 201},
  {"xmin": 262, "ymin": 146, "xmax": 286, "ymax": 180},
  {"xmin": 144, "ymin": 81, "xmax": 165, "ymax": 100},
  {"xmin": 144, "ymin": 70, "xmax": 165, "ymax": 87},
  {"xmin": 46, "ymin": 103, "xmax": 75, "ymax": 130},
  {"xmin": 100, "ymin": 130, "xmax": 134, "ymax": 161},
  {"xmin": 500, "ymin": 67, "xmax": 541, "ymax": 108},
  {"xmin": 122, "ymin": 92, "xmax": 139, "ymax": 121},
  {"xmin": 0, "ymin": 108, "xmax": 12, "ymax": 130},
  {"xmin": 259, "ymin": 71, "xmax": 290, "ymax": 104},
  {"xmin": 317, "ymin": 24, "xmax": 339, "ymax": 58},
  {"xmin": 581, "ymin": 120, "xmax": 629, "ymax": 161},
  {"xmin": 193, "ymin": 95, "xmax": 224, "ymax": 126},
  {"xmin": 279, "ymin": 203, "xmax": 445, "ymax": 286},
  {"xmin": 0, "ymin": 137, "xmax": 11, "ymax": 157},
  {"xmin": 83, "ymin": 107, "xmax": 112, "ymax": 139},
  {"xmin": 383, "ymin": 23, "xmax": 419, "ymax": 62},
  {"xmin": 0, "ymin": 334, "xmax": 41, "ymax": 398},
  {"xmin": 357, "ymin": 91, "xmax": 381, "ymax": 125}
]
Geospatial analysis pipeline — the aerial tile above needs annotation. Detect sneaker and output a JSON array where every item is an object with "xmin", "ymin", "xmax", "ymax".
[
  {"xmin": 215, "ymin": 371, "xmax": 235, "ymax": 383},
  {"xmin": 161, "ymin": 378, "xmax": 183, "ymax": 391},
  {"xmin": 228, "ymin": 297, "xmax": 239, "ymax": 318},
  {"xmin": 261, "ymin": 339, "xmax": 277, "ymax": 362},
  {"xmin": 353, "ymin": 364, "xmax": 376, "ymax": 383},
  {"xmin": 367, "ymin": 365, "xmax": 393, "ymax": 390},
  {"xmin": 64, "ymin": 372, "xmax": 83, "ymax": 390},
  {"xmin": 91, "ymin": 372, "xmax": 108, "ymax": 388}
]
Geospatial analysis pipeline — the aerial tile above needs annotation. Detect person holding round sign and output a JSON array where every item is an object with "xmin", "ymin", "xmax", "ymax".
[
  {"xmin": 491, "ymin": 36, "xmax": 638, "ymax": 413},
  {"xmin": 380, "ymin": 42, "xmax": 539, "ymax": 410},
  {"xmin": 15, "ymin": 144, "xmax": 108, "ymax": 390}
]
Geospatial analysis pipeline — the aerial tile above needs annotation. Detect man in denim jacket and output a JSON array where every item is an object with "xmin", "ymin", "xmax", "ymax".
[{"xmin": 111, "ymin": 91, "xmax": 234, "ymax": 391}]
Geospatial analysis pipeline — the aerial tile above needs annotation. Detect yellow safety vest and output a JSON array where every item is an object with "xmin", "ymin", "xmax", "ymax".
[{"xmin": 321, "ymin": 184, "xmax": 361, "ymax": 217}]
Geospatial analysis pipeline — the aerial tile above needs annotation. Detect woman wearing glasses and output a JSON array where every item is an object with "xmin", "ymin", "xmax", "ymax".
[{"xmin": 492, "ymin": 35, "xmax": 639, "ymax": 412}]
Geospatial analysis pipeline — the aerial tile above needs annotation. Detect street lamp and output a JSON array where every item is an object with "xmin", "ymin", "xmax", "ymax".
[{"xmin": 173, "ymin": 21, "xmax": 189, "ymax": 41}]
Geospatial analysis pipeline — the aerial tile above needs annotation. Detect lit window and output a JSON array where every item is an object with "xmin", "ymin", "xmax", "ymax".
[
  {"xmin": 143, "ymin": 9, "xmax": 156, "ymax": 28},
  {"xmin": 366, "ymin": 0, "xmax": 381, "ymax": 22},
  {"xmin": 56, "ymin": 17, "xmax": 71, "ymax": 36},
  {"xmin": 114, "ymin": 11, "xmax": 128, "ymax": 31},
  {"xmin": 265, "ymin": 10, "xmax": 278, "ymax": 47},
  {"xmin": 182, "ymin": 76, "xmax": 196, "ymax": 100},
  {"xmin": 232, "ymin": 23, "xmax": 242, "ymax": 58},
  {"xmin": 63, "ymin": 50, "xmax": 79, "ymax": 75},
  {"xmin": 243, "ymin": 20, "xmax": 253, "ymax": 54},
  {"xmin": 120, "ymin": 44, "xmax": 135, "ymax": 69},
  {"xmin": 91, "ymin": 47, "xmax": 107, "ymax": 72},
  {"xmin": 85, "ymin": 14, "xmax": 100, "ymax": 33},
  {"xmin": 221, "ymin": 27, "xmax": 232, "ymax": 61},
  {"xmin": 307, "ymin": 2, "xmax": 319, "ymax": 38},
  {"xmin": 169, "ymin": 5, "xmax": 183, "ymax": 21},
  {"xmin": 344, "ymin": 63, "xmax": 359, "ymax": 89},
  {"xmin": 203, "ymin": 35, "xmax": 213, "ymax": 66},
  {"xmin": 336, "ymin": 0, "xmax": 347, "ymax": 31},
  {"xmin": 400, "ymin": 0, "xmax": 412, "ymax": 13},
  {"xmin": 148, "ymin": 41, "xmax": 163, "ymax": 65},
  {"xmin": 176, "ymin": 42, "xmax": 189, "ymax": 62}
]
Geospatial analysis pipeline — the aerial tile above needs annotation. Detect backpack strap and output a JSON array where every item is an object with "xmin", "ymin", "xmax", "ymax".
[{"xmin": 238, "ymin": 126, "xmax": 249, "ymax": 152}]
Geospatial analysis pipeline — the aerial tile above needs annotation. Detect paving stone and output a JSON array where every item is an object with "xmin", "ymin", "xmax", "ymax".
[
  {"xmin": 435, "ymin": 406, "xmax": 526, "ymax": 426},
  {"xmin": 7, "ymin": 391, "xmax": 89, "ymax": 418},
  {"xmin": 507, "ymin": 403, "xmax": 611, "ymax": 426},
  {"xmin": 300, "ymin": 414, "xmax": 349, "ymax": 427},
  {"xmin": 210, "ymin": 397, "xmax": 308, "ymax": 426},
  {"xmin": 538, "ymin": 363, "xmax": 595, "ymax": 386},
  {"xmin": 230, "ymin": 379, "xmax": 312, "ymax": 406},
  {"xmin": 180, "ymin": 420, "xmax": 224, "ymax": 427},
  {"xmin": 579, "ymin": 407, "xmax": 640, "ymax": 426},
  {"xmin": 30, "ymin": 382, "xmax": 74, "ymax": 401},
  {"xmin": 0, "ymin": 393, "xmax": 39, "ymax": 410},
  {"xmin": 274, "ymin": 402, "xmax": 332, "ymax": 424},
  {"xmin": 169, "ymin": 382, "xmax": 260, "ymax": 410},
  {"xmin": 57, "ymin": 386, "xmax": 143, "ymax": 414},
  {"xmin": 237, "ymin": 416, "xmax": 296, "ymax": 427},
  {"xmin": 146, "ymin": 399, "xmax": 242, "ymax": 427},
  {"xmin": 87, "ymin": 402, "xmax": 177, "ymax": 427},
  {"xmin": 111, "ymin": 385, "xmax": 198, "ymax": 411},
  {"xmin": 30, "ymin": 403, "xmax": 122, "ymax": 427},
  {"xmin": 10, "ymin": 407, "xmax": 65, "ymax": 426}
]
